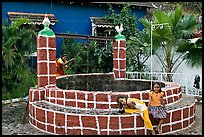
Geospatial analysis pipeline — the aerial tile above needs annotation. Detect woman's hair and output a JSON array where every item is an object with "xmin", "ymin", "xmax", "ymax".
[
  {"xmin": 117, "ymin": 95, "xmax": 127, "ymax": 114},
  {"xmin": 151, "ymin": 82, "xmax": 162, "ymax": 93},
  {"xmin": 117, "ymin": 95, "xmax": 127, "ymax": 109}
]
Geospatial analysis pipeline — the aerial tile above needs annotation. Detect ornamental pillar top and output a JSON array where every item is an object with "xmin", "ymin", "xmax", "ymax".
[
  {"xmin": 38, "ymin": 14, "xmax": 55, "ymax": 37},
  {"xmin": 115, "ymin": 24, "xmax": 126, "ymax": 40}
]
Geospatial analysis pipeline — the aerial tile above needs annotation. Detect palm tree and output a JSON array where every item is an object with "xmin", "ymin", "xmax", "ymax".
[
  {"xmin": 139, "ymin": 4, "xmax": 201, "ymax": 82},
  {"xmin": 2, "ymin": 18, "xmax": 37, "ymax": 99},
  {"xmin": 126, "ymin": 31, "xmax": 151, "ymax": 72}
]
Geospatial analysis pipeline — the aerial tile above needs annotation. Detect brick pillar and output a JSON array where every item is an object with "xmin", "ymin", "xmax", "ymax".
[
  {"xmin": 37, "ymin": 15, "xmax": 56, "ymax": 87},
  {"xmin": 112, "ymin": 27, "xmax": 126, "ymax": 80}
]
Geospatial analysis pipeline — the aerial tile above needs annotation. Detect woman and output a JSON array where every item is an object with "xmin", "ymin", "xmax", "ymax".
[
  {"xmin": 117, "ymin": 95, "xmax": 155, "ymax": 135},
  {"xmin": 56, "ymin": 55, "xmax": 68, "ymax": 77}
]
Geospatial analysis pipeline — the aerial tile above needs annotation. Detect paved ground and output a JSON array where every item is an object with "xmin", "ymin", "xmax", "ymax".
[{"xmin": 2, "ymin": 101, "xmax": 202, "ymax": 135}]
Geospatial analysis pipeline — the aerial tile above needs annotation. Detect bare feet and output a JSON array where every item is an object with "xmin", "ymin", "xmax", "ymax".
[
  {"xmin": 156, "ymin": 128, "xmax": 162, "ymax": 135},
  {"xmin": 151, "ymin": 129, "xmax": 155, "ymax": 135}
]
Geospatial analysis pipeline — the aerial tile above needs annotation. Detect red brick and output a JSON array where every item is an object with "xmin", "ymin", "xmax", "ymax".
[
  {"xmin": 121, "ymin": 116, "xmax": 134, "ymax": 128},
  {"xmin": 77, "ymin": 92, "xmax": 85, "ymax": 100},
  {"xmin": 110, "ymin": 104, "xmax": 119, "ymax": 109},
  {"xmin": 65, "ymin": 101, "xmax": 76, "ymax": 107},
  {"xmin": 130, "ymin": 94, "xmax": 140, "ymax": 100},
  {"xmin": 36, "ymin": 108, "xmax": 45, "ymax": 123},
  {"xmin": 47, "ymin": 111, "xmax": 54, "ymax": 124},
  {"xmin": 173, "ymin": 89, "xmax": 178, "ymax": 94},
  {"xmin": 98, "ymin": 116, "xmax": 108, "ymax": 129},
  {"xmin": 87, "ymin": 103, "xmax": 94, "ymax": 108},
  {"xmin": 162, "ymin": 125, "xmax": 170, "ymax": 133},
  {"xmin": 163, "ymin": 113, "xmax": 170, "ymax": 124},
  {"xmin": 120, "ymin": 40, "xmax": 126, "ymax": 48},
  {"xmin": 172, "ymin": 122, "xmax": 182, "ymax": 131},
  {"xmin": 50, "ymin": 90, "xmax": 55, "ymax": 97},
  {"xmin": 111, "ymin": 94, "xmax": 118, "ymax": 102},
  {"xmin": 112, "ymin": 40, "xmax": 118, "ymax": 48},
  {"xmin": 120, "ymin": 71, "xmax": 126, "ymax": 78},
  {"xmin": 36, "ymin": 121, "xmax": 45, "ymax": 131},
  {"xmin": 119, "ymin": 49, "xmax": 126, "ymax": 59},
  {"xmin": 38, "ymin": 36, "xmax": 47, "ymax": 48},
  {"xmin": 81, "ymin": 116, "xmax": 96, "ymax": 128},
  {"xmin": 109, "ymin": 117, "xmax": 119, "ymax": 129},
  {"xmin": 65, "ymin": 92, "xmax": 75, "ymax": 99},
  {"xmin": 166, "ymin": 90, "xmax": 172, "ymax": 96},
  {"xmin": 55, "ymin": 113, "xmax": 65, "ymax": 126},
  {"xmin": 96, "ymin": 93, "xmax": 108, "ymax": 102},
  {"xmin": 49, "ymin": 63, "xmax": 56, "ymax": 74},
  {"xmin": 77, "ymin": 102, "xmax": 85, "ymax": 108},
  {"xmin": 183, "ymin": 120, "xmax": 189, "ymax": 128},
  {"xmin": 190, "ymin": 106, "xmax": 194, "ymax": 116},
  {"xmin": 183, "ymin": 108, "xmax": 189, "ymax": 119},
  {"xmin": 174, "ymin": 96, "xmax": 179, "ymax": 101},
  {"xmin": 56, "ymin": 91, "xmax": 63, "ymax": 98},
  {"xmin": 96, "ymin": 104, "xmax": 109, "ymax": 109},
  {"xmin": 136, "ymin": 116, "xmax": 144, "ymax": 127},
  {"xmin": 38, "ymin": 76, "xmax": 48, "ymax": 87},
  {"xmin": 121, "ymin": 130, "xmax": 135, "ymax": 135},
  {"xmin": 113, "ymin": 70, "xmax": 119, "ymax": 78},
  {"xmin": 109, "ymin": 131, "xmax": 120, "ymax": 135},
  {"xmin": 142, "ymin": 92, "xmax": 149, "ymax": 100},
  {"xmin": 113, "ymin": 49, "xmax": 119, "ymax": 58},
  {"xmin": 83, "ymin": 129, "xmax": 98, "ymax": 135},
  {"xmin": 67, "ymin": 129, "xmax": 81, "ymax": 135},
  {"xmin": 67, "ymin": 115, "xmax": 80, "ymax": 127},
  {"xmin": 172, "ymin": 110, "xmax": 181, "ymax": 122},
  {"xmin": 167, "ymin": 97, "xmax": 173, "ymax": 104},
  {"xmin": 87, "ymin": 93, "xmax": 94, "ymax": 101},
  {"xmin": 56, "ymin": 127, "xmax": 65, "ymax": 135},
  {"xmin": 48, "ymin": 49, "xmax": 56, "ymax": 61},
  {"xmin": 100, "ymin": 131, "xmax": 107, "ymax": 135},
  {"xmin": 50, "ymin": 99, "xmax": 55, "ymax": 103},
  {"xmin": 48, "ymin": 37, "xmax": 56, "ymax": 48},
  {"xmin": 113, "ymin": 61, "xmax": 119, "ymax": 69},
  {"xmin": 38, "ymin": 49, "xmax": 47, "ymax": 60},
  {"xmin": 47, "ymin": 125, "xmax": 54, "ymax": 133},
  {"xmin": 136, "ymin": 129, "xmax": 145, "ymax": 135},
  {"xmin": 33, "ymin": 91, "xmax": 39, "ymax": 102},
  {"xmin": 119, "ymin": 60, "xmax": 126, "ymax": 69},
  {"xmin": 190, "ymin": 117, "xmax": 194, "ymax": 124}
]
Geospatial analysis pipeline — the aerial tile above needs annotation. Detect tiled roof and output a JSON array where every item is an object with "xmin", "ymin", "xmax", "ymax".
[
  {"xmin": 7, "ymin": 12, "xmax": 58, "ymax": 25},
  {"xmin": 90, "ymin": 2, "xmax": 153, "ymax": 8},
  {"xmin": 90, "ymin": 17, "xmax": 113, "ymax": 25}
]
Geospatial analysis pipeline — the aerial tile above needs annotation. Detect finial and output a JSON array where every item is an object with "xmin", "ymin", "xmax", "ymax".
[
  {"xmin": 42, "ymin": 13, "xmax": 50, "ymax": 27},
  {"xmin": 115, "ymin": 24, "xmax": 124, "ymax": 35}
]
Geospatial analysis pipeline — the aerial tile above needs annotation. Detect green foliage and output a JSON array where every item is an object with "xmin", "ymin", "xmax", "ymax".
[
  {"xmin": 2, "ymin": 18, "xmax": 37, "ymax": 100},
  {"xmin": 102, "ymin": 3, "xmax": 139, "ymax": 39},
  {"xmin": 126, "ymin": 31, "xmax": 151, "ymax": 72},
  {"xmin": 139, "ymin": 4, "xmax": 201, "ymax": 81},
  {"xmin": 103, "ymin": 3, "xmax": 149, "ymax": 72},
  {"xmin": 60, "ymin": 37, "xmax": 113, "ymax": 74}
]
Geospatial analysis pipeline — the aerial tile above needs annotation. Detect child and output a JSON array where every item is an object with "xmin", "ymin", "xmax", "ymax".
[
  {"xmin": 117, "ymin": 95, "xmax": 155, "ymax": 135},
  {"xmin": 148, "ymin": 82, "xmax": 167, "ymax": 134}
]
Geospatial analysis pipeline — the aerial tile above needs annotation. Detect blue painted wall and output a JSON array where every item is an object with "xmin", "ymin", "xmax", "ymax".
[{"xmin": 2, "ymin": 2, "xmax": 147, "ymax": 57}]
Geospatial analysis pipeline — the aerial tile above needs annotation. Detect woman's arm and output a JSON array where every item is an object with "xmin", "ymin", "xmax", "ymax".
[
  {"xmin": 160, "ymin": 92, "xmax": 165, "ymax": 110},
  {"xmin": 148, "ymin": 92, "xmax": 152, "ymax": 111}
]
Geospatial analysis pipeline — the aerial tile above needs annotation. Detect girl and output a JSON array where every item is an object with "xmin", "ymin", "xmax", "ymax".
[
  {"xmin": 117, "ymin": 95, "xmax": 155, "ymax": 135},
  {"xmin": 148, "ymin": 82, "xmax": 167, "ymax": 134}
]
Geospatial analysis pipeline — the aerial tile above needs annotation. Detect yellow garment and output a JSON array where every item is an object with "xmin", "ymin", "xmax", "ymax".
[
  {"xmin": 124, "ymin": 98, "xmax": 153, "ymax": 130},
  {"xmin": 149, "ymin": 91, "xmax": 164, "ymax": 106}
]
